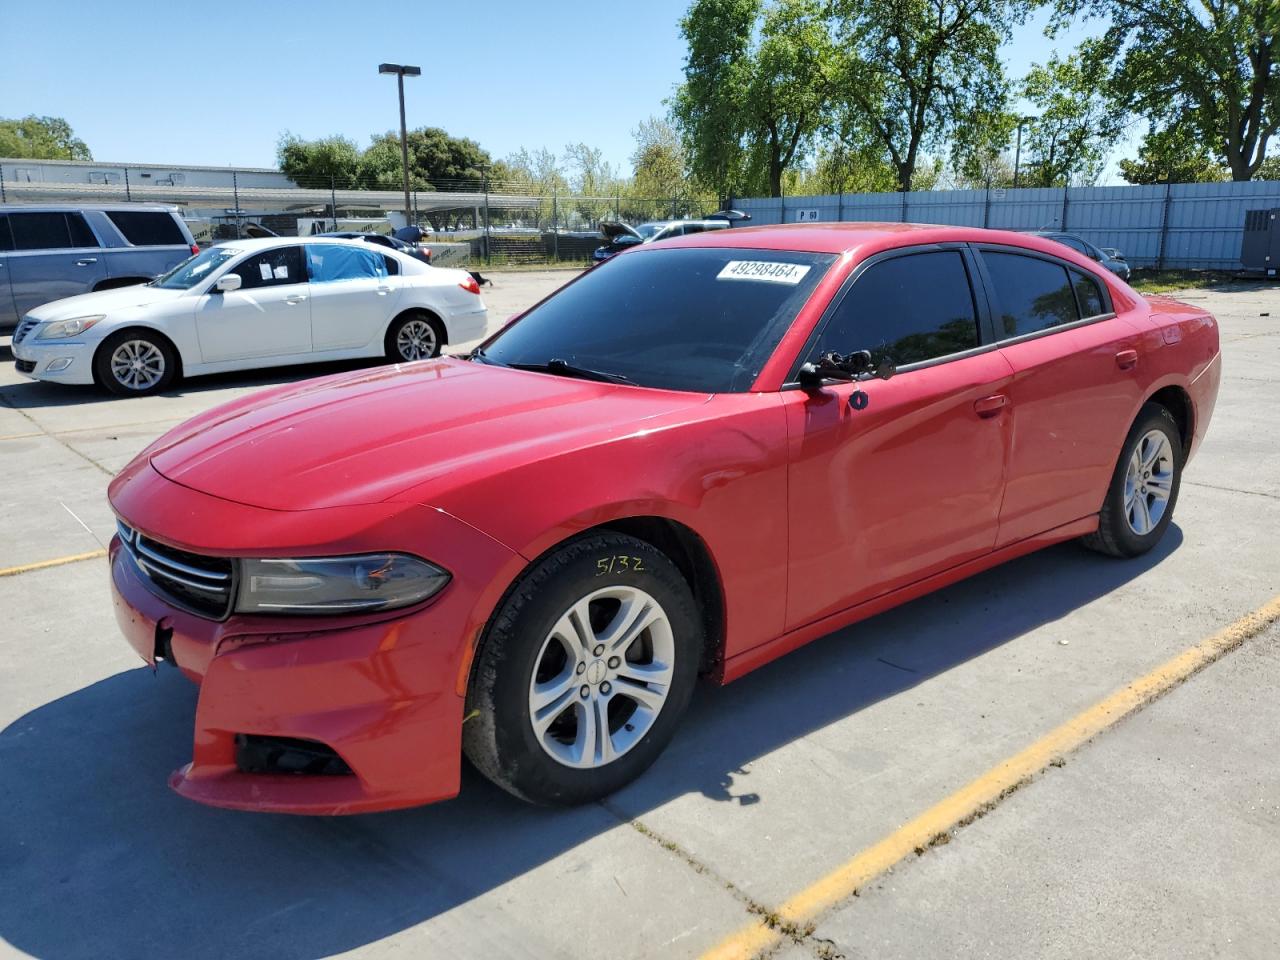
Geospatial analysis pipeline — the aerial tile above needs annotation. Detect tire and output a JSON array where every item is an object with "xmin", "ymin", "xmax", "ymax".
[
  {"xmin": 93, "ymin": 330, "xmax": 179, "ymax": 397},
  {"xmin": 464, "ymin": 533, "xmax": 703, "ymax": 805},
  {"xmin": 384, "ymin": 311, "xmax": 444, "ymax": 362},
  {"xmin": 1081, "ymin": 402, "xmax": 1183, "ymax": 558}
]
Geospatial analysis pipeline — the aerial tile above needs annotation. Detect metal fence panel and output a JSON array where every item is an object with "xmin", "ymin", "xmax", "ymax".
[{"xmin": 735, "ymin": 181, "xmax": 1280, "ymax": 269}]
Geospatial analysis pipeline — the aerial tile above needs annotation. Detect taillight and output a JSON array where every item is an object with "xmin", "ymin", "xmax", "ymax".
[
  {"xmin": 459, "ymin": 276, "xmax": 480, "ymax": 295},
  {"xmin": 190, "ymin": 244, "xmax": 200, "ymax": 255}
]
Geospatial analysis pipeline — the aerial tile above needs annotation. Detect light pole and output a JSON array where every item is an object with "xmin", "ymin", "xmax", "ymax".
[
  {"xmin": 1013, "ymin": 115, "xmax": 1037, "ymax": 189},
  {"xmin": 378, "ymin": 62, "xmax": 421, "ymax": 224}
]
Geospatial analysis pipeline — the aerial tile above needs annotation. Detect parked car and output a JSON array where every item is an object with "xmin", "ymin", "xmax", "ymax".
[
  {"xmin": 1101, "ymin": 246, "xmax": 1126, "ymax": 261},
  {"xmin": 104, "ymin": 222, "xmax": 1220, "ymax": 813},
  {"xmin": 1029, "ymin": 231, "xmax": 1131, "ymax": 280},
  {"xmin": 12, "ymin": 237, "xmax": 485, "ymax": 395},
  {"xmin": 0, "ymin": 204, "xmax": 198, "ymax": 331},
  {"xmin": 593, "ymin": 218, "xmax": 731, "ymax": 262},
  {"xmin": 318, "ymin": 231, "xmax": 431, "ymax": 264}
]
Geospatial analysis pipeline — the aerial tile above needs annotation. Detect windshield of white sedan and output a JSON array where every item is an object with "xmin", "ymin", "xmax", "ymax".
[
  {"xmin": 153, "ymin": 247, "xmax": 240, "ymax": 289},
  {"xmin": 478, "ymin": 247, "xmax": 835, "ymax": 392}
]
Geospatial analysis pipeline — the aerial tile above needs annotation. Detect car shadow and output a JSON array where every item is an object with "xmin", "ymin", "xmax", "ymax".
[{"xmin": 0, "ymin": 529, "xmax": 1180, "ymax": 960}]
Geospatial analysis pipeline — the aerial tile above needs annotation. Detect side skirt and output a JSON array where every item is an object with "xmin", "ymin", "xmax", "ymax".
[{"xmin": 718, "ymin": 515, "xmax": 1100, "ymax": 685}]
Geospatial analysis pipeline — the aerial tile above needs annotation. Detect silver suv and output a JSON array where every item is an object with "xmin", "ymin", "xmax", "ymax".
[{"xmin": 0, "ymin": 204, "xmax": 198, "ymax": 330}]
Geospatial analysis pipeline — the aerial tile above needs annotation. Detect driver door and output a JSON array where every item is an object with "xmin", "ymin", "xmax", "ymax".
[
  {"xmin": 196, "ymin": 246, "xmax": 312, "ymax": 363},
  {"xmin": 781, "ymin": 246, "xmax": 1013, "ymax": 630}
]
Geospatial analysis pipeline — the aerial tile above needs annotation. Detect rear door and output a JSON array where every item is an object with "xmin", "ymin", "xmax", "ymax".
[
  {"xmin": 96, "ymin": 208, "xmax": 194, "ymax": 281},
  {"xmin": 195, "ymin": 246, "xmax": 311, "ymax": 362},
  {"xmin": 6, "ymin": 211, "xmax": 107, "ymax": 314},
  {"xmin": 305, "ymin": 244, "xmax": 401, "ymax": 351},
  {"xmin": 974, "ymin": 246, "xmax": 1145, "ymax": 546},
  {"xmin": 781, "ymin": 246, "xmax": 1013, "ymax": 629},
  {"xmin": 0, "ymin": 215, "xmax": 16, "ymax": 328}
]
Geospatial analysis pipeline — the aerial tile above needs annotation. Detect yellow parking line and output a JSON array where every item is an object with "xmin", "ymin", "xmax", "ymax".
[
  {"xmin": 701, "ymin": 593, "xmax": 1280, "ymax": 960},
  {"xmin": 0, "ymin": 431, "xmax": 43, "ymax": 442},
  {"xmin": 0, "ymin": 549, "xmax": 108, "ymax": 578}
]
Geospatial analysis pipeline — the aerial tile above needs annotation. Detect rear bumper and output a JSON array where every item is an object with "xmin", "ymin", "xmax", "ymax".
[{"xmin": 1186, "ymin": 350, "xmax": 1221, "ymax": 464}]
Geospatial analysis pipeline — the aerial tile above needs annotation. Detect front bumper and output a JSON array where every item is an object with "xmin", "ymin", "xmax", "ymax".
[
  {"xmin": 11, "ymin": 339, "xmax": 97, "ymax": 385},
  {"xmin": 108, "ymin": 465, "xmax": 524, "ymax": 814}
]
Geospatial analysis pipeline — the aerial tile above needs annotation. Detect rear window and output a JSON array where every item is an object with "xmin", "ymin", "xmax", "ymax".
[
  {"xmin": 9, "ymin": 212, "xmax": 99, "ymax": 250},
  {"xmin": 1072, "ymin": 270, "xmax": 1106, "ymax": 318},
  {"xmin": 106, "ymin": 210, "xmax": 187, "ymax": 246},
  {"xmin": 983, "ymin": 251, "xmax": 1079, "ymax": 338},
  {"xmin": 482, "ymin": 247, "xmax": 835, "ymax": 392}
]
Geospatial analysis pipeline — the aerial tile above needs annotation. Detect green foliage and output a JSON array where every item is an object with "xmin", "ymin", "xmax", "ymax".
[
  {"xmin": 1052, "ymin": 0, "xmax": 1279, "ymax": 181},
  {"xmin": 1019, "ymin": 44, "xmax": 1126, "ymax": 187},
  {"xmin": 829, "ymin": 0, "xmax": 1022, "ymax": 192},
  {"xmin": 503, "ymin": 147, "xmax": 568, "ymax": 195},
  {"xmin": 673, "ymin": 0, "xmax": 831, "ymax": 197},
  {"xmin": 1119, "ymin": 126, "xmax": 1229, "ymax": 184},
  {"xmin": 630, "ymin": 117, "xmax": 688, "ymax": 199},
  {"xmin": 0, "ymin": 115, "xmax": 91, "ymax": 161},
  {"xmin": 1255, "ymin": 154, "xmax": 1280, "ymax": 181},
  {"xmin": 277, "ymin": 133, "xmax": 361, "ymax": 185}
]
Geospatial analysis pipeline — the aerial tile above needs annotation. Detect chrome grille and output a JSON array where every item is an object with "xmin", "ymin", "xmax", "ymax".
[
  {"xmin": 13, "ymin": 316, "xmax": 40, "ymax": 345},
  {"xmin": 118, "ymin": 521, "xmax": 235, "ymax": 619}
]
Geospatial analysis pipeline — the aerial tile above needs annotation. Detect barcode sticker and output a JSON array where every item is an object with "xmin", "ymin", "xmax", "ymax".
[{"xmin": 717, "ymin": 260, "xmax": 811, "ymax": 284}]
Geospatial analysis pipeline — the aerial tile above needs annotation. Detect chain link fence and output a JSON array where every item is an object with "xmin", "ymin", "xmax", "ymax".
[{"xmin": 0, "ymin": 160, "xmax": 721, "ymax": 268}]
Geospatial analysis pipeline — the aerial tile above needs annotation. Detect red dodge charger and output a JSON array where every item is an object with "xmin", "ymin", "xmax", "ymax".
[{"xmin": 107, "ymin": 223, "xmax": 1221, "ymax": 813}]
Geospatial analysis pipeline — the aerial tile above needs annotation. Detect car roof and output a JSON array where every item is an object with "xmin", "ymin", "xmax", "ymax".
[
  {"xmin": 0, "ymin": 203, "xmax": 181, "ymax": 213},
  {"xmin": 656, "ymin": 221, "xmax": 1100, "ymax": 260}
]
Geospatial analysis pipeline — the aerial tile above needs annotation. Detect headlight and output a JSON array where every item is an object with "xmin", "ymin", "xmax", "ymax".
[
  {"xmin": 235, "ymin": 553, "xmax": 451, "ymax": 615},
  {"xmin": 37, "ymin": 315, "xmax": 105, "ymax": 339}
]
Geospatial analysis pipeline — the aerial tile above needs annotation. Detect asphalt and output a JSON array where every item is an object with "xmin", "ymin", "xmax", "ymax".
[{"xmin": 0, "ymin": 273, "xmax": 1276, "ymax": 960}]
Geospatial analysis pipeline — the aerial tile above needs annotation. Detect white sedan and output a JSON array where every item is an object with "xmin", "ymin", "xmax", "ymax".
[{"xmin": 10, "ymin": 237, "xmax": 488, "ymax": 395}]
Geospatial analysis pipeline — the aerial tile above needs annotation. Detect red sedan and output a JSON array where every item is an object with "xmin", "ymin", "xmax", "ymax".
[{"xmin": 107, "ymin": 223, "xmax": 1221, "ymax": 813}]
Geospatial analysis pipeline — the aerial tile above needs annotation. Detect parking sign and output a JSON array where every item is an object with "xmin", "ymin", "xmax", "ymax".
[{"xmin": 795, "ymin": 208, "xmax": 821, "ymax": 222}]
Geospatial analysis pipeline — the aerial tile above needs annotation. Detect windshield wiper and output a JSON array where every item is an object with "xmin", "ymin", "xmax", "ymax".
[{"xmin": 507, "ymin": 358, "xmax": 634, "ymax": 385}]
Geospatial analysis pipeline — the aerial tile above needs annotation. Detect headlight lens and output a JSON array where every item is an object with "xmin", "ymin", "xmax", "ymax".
[
  {"xmin": 235, "ymin": 553, "xmax": 450, "ymax": 615},
  {"xmin": 37, "ymin": 315, "xmax": 105, "ymax": 339}
]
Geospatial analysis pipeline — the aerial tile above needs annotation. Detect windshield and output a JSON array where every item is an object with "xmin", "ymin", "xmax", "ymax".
[
  {"xmin": 480, "ymin": 247, "xmax": 835, "ymax": 392},
  {"xmin": 634, "ymin": 223, "xmax": 663, "ymax": 239},
  {"xmin": 153, "ymin": 247, "xmax": 241, "ymax": 289}
]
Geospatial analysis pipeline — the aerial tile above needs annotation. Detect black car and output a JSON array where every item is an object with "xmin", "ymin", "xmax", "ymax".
[
  {"xmin": 317, "ymin": 231, "xmax": 431, "ymax": 265},
  {"xmin": 1028, "ymin": 231, "xmax": 1130, "ymax": 281}
]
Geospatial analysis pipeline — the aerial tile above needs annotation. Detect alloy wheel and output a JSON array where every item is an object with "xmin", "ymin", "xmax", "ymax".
[
  {"xmin": 109, "ymin": 339, "xmax": 166, "ymax": 392},
  {"xmin": 396, "ymin": 319, "xmax": 437, "ymax": 361},
  {"xmin": 1124, "ymin": 428, "xmax": 1174, "ymax": 535}
]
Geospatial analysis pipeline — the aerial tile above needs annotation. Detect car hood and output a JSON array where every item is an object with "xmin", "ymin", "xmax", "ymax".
[
  {"xmin": 598, "ymin": 220, "xmax": 642, "ymax": 241},
  {"xmin": 147, "ymin": 358, "xmax": 710, "ymax": 511},
  {"xmin": 27, "ymin": 284, "xmax": 186, "ymax": 321}
]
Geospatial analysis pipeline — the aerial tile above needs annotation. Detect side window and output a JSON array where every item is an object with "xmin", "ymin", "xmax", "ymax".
[
  {"xmin": 383, "ymin": 254, "xmax": 400, "ymax": 275},
  {"xmin": 67, "ymin": 213, "xmax": 99, "ymax": 247},
  {"xmin": 682, "ymin": 223, "xmax": 705, "ymax": 236},
  {"xmin": 1072, "ymin": 269, "xmax": 1106, "ymax": 318},
  {"xmin": 983, "ymin": 252, "xmax": 1079, "ymax": 338},
  {"xmin": 1052, "ymin": 235, "xmax": 1088, "ymax": 256},
  {"xmin": 306, "ymin": 245, "xmax": 389, "ymax": 283},
  {"xmin": 106, "ymin": 210, "xmax": 186, "ymax": 246},
  {"xmin": 10, "ymin": 212, "xmax": 73, "ymax": 250},
  {"xmin": 230, "ymin": 246, "xmax": 305, "ymax": 289},
  {"xmin": 0, "ymin": 215, "xmax": 12, "ymax": 252},
  {"xmin": 812, "ymin": 251, "xmax": 980, "ymax": 367}
]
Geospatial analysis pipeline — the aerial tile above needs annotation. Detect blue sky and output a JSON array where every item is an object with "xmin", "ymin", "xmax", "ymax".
[{"xmin": 1, "ymin": 0, "xmax": 1136, "ymax": 182}]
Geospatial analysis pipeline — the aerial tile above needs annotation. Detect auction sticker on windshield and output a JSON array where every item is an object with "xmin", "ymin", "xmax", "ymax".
[{"xmin": 717, "ymin": 260, "xmax": 812, "ymax": 284}]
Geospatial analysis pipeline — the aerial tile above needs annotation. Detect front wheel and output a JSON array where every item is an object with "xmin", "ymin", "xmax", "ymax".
[
  {"xmin": 1082, "ymin": 403, "xmax": 1183, "ymax": 557},
  {"xmin": 385, "ymin": 312, "xmax": 444, "ymax": 362},
  {"xmin": 94, "ymin": 330, "xmax": 179, "ymax": 396},
  {"xmin": 464, "ymin": 533, "xmax": 702, "ymax": 805}
]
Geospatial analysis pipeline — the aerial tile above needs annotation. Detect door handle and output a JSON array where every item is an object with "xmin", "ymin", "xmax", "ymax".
[
  {"xmin": 376, "ymin": 285, "xmax": 392, "ymax": 295},
  {"xmin": 75, "ymin": 258, "xmax": 98, "ymax": 266},
  {"xmin": 973, "ymin": 394, "xmax": 1008, "ymax": 418},
  {"xmin": 284, "ymin": 295, "xmax": 307, "ymax": 304},
  {"xmin": 1115, "ymin": 349, "xmax": 1138, "ymax": 370}
]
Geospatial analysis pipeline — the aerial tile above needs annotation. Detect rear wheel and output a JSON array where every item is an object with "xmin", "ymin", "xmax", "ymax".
[
  {"xmin": 464, "ymin": 533, "xmax": 702, "ymax": 805},
  {"xmin": 385, "ymin": 312, "xmax": 444, "ymax": 362},
  {"xmin": 1082, "ymin": 403, "xmax": 1182, "ymax": 557},
  {"xmin": 94, "ymin": 330, "xmax": 179, "ymax": 396}
]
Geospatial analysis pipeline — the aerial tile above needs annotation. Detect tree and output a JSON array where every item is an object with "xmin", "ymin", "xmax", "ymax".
[
  {"xmin": 673, "ymin": 0, "xmax": 831, "ymax": 197},
  {"xmin": 367, "ymin": 127, "xmax": 495, "ymax": 189},
  {"xmin": 1258, "ymin": 154, "xmax": 1280, "ymax": 180},
  {"xmin": 828, "ymin": 0, "xmax": 1022, "ymax": 192},
  {"xmin": 563, "ymin": 142, "xmax": 619, "ymax": 196},
  {"xmin": 1019, "ymin": 46, "xmax": 1126, "ymax": 187},
  {"xmin": 0, "ymin": 115, "xmax": 91, "ymax": 160},
  {"xmin": 276, "ymin": 133, "xmax": 361, "ymax": 186},
  {"xmin": 1053, "ymin": 0, "xmax": 1279, "ymax": 181},
  {"xmin": 1119, "ymin": 126, "xmax": 1229, "ymax": 184},
  {"xmin": 631, "ymin": 117, "xmax": 688, "ymax": 198},
  {"xmin": 950, "ymin": 109, "xmax": 1017, "ymax": 187},
  {"xmin": 504, "ymin": 147, "xmax": 567, "ymax": 195}
]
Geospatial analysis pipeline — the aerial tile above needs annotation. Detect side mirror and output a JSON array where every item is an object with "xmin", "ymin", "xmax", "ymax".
[{"xmin": 214, "ymin": 274, "xmax": 242, "ymax": 293}]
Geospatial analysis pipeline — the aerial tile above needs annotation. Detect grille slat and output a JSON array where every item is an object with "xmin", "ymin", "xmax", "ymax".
[
  {"xmin": 118, "ymin": 521, "xmax": 234, "ymax": 619},
  {"xmin": 13, "ymin": 316, "xmax": 40, "ymax": 345}
]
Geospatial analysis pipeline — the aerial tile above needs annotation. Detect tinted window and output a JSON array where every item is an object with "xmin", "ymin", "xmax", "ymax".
[
  {"xmin": 1072, "ymin": 270, "xmax": 1106, "ymax": 317},
  {"xmin": 67, "ymin": 212, "xmax": 98, "ymax": 247},
  {"xmin": 306, "ymin": 244, "xmax": 389, "ymax": 283},
  {"xmin": 682, "ymin": 224, "xmax": 705, "ymax": 235},
  {"xmin": 383, "ymin": 254, "xmax": 399, "ymax": 275},
  {"xmin": 107, "ymin": 210, "xmax": 186, "ymax": 246},
  {"xmin": 10, "ymin": 212, "xmax": 72, "ymax": 250},
  {"xmin": 984, "ymin": 252, "xmax": 1079, "ymax": 338},
  {"xmin": 1051, "ymin": 235, "xmax": 1088, "ymax": 255},
  {"xmin": 811, "ymin": 251, "xmax": 979, "ymax": 366},
  {"xmin": 231, "ymin": 246, "xmax": 305, "ymax": 289},
  {"xmin": 482, "ymin": 247, "xmax": 835, "ymax": 392},
  {"xmin": 0, "ymin": 215, "xmax": 11, "ymax": 252}
]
